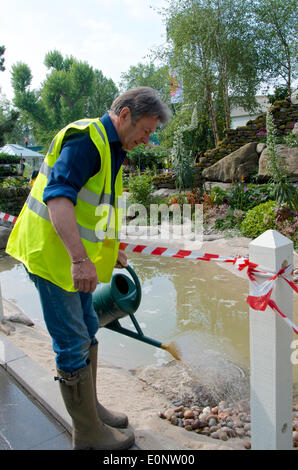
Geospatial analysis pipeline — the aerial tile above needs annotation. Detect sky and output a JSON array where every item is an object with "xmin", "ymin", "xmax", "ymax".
[{"xmin": 0, "ymin": 0, "xmax": 168, "ymax": 101}]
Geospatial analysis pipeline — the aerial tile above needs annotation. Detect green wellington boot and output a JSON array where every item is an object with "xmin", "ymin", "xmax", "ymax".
[
  {"xmin": 55, "ymin": 363, "xmax": 134, "ymax": 450},
  {"xmin": 89, "ymin": 343, "xmax": 128, "ymax": 428}
]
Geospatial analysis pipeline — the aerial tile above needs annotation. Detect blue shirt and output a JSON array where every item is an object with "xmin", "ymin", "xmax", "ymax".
[{"xmin": 43, "ymin": 113, "xmax": 126, "ymax": 205}]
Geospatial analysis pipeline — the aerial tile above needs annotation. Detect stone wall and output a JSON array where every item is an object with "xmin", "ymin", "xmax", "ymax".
[
  {"xmin": 195, "ymin": 98, "xmax": 298, "ymax": 174},
  {"xmin": 0, "ymin": 187, "xmax": 29, "ymax": 217}
]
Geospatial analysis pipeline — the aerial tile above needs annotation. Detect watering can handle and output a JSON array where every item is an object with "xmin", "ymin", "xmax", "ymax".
[{"xmin": 125, "ymin": 265, "xmax": 142, "ymax": 302}]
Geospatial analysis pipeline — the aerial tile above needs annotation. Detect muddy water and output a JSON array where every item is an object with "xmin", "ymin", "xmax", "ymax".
[{"xmin": 0, "ymin": 252, "xmax": 297, "ymax": 384}]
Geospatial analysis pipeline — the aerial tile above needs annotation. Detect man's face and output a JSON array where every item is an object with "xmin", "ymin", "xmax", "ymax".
[{"xmin": 118, "ymin": 107, "xmax": 159, "ymax": 151}]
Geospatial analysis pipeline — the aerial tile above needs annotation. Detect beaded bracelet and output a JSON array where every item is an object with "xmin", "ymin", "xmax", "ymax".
[{"xmin": 72, "ymin": 257, "xmax": 89, "ymax": 264}]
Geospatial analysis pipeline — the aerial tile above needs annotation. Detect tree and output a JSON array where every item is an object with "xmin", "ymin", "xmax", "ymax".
[
  {"xmin": 11, "ymin": 51, "xmax": 118, "ymax": 148},
  {"xmin": 161, "ymin": 0, "xmax": 262, "ymax": 145},
  {"xmin": 0, "ymin": 46, "xmax": 20, "ymax": 145},
  {"xmin": 0, "ymin": 46, "xmax": 5, "ymax": 72},
  {"xmin": 86, "ymin": 70, "xmax": 118, "ymax": 117},
  {"xmin": 119, "ymin": 62, "xmax": 170, "ymax": 104},
  {"xmin": 252, "ymin": 0, "xmax": 297, "ymax": 97}
]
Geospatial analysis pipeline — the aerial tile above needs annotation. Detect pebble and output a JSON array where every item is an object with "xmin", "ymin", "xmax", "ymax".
[
  {"xmin": 174, "ymin": 405, "xmax": 184, "ymax": 413},
  {"xmin": 159, "ymin": 396, "xmax": 298, "ymax": 447},
  {"xmin": 218, "ymin": 430, "xmax": 228, "ymax": 441},
  {"xmin": 165, "ymin": 409, "xmax": 175, "ymax": 420},
  {"xmin": 184, "ymin": 409, "xmax": 195, "ymax": 419},
  {"xmin": 170, "ymin": 415, "xmax": 178, "ymax": 425},
  {"xmin": 208, "ymin": 417, "xmax": 217, "ymax": 427}
]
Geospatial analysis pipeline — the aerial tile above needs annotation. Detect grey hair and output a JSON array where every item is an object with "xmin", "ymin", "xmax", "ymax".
[{"xmin": 110, "ymin": 86, "xmax": 171, "ymax": 125}]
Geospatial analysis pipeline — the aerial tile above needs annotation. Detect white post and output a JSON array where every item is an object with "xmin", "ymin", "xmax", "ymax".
[
  {"xmin": 0, "ymin": 282, "xmax": 3, "ymax": 323},
  {"xmin": 249, "ymin": 229, "xmax": 293, "ymax": 450}
]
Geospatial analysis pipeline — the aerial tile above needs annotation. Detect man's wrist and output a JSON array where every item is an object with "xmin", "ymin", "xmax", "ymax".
[{"xmin": 71, "ymin": 257, "xmax": 89, "ymax": 264}]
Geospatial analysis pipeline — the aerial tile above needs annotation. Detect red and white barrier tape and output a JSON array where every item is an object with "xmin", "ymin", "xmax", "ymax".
[
  {"xmin": 120, "ymin": 242, "xmax": 298, "ymax": 335},
  {"xmin": 1, "ymin": 211, "xmax": 297, "ymax": 334},
  {"xmin": 0, "ymin": 210, "xmax": 18, "ymax": 224}
]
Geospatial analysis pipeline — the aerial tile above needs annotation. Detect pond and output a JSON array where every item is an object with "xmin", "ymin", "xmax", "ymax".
[{"xmin": 0, "ymin": 251, "xmax": 297, "ymax": 385}]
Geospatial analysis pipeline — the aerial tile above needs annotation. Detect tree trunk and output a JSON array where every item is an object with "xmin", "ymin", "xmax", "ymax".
[{"xmin": 206, "ymin": 85, "xmax": 219, "ymax": 145}]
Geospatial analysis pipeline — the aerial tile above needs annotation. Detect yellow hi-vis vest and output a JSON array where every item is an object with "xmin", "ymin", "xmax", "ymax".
[{"xmin": 6, "ymin": 118, "xmax": 123, "ymax": 292}]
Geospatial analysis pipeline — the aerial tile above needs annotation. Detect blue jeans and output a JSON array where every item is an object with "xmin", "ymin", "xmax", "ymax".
[{"xmin": 27, "ymin": 270, "xmax": 99, "ymax": 373}]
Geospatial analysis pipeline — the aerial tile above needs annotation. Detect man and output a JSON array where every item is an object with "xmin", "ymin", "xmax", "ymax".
[
  {"xmin": 18, "ymin": 158, "xmax": 26, "ymax": 176},
  {"xmin": 6, "ymin": 87, "xmax": 170, "ymax": 450}
]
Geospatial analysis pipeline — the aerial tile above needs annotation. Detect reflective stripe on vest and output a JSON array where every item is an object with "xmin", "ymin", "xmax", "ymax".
[{"xmin": 26, "ymin": 194, "xmax": 105, "ymax": 243}]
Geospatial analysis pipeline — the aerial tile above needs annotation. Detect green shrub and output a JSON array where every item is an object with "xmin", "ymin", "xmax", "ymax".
[
  {"xmin": 128, "ymin": 172, "xmax": 153, "ymax": 209},
  {"xmin": 240, "ymin": 200, "xmax": 277, "ymax": 238},
  {"xmin": 0, "ymin": 153, "xmax": 20, "ymax": 164},
  {"xmin": 126, "ymin": 144, "xmax": 168, "ymax": 170}
]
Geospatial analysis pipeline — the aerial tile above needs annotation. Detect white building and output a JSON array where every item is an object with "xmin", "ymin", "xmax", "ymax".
[
  {"xmin": 230, "ymin": 96, "xmax": 270, "ymax": 129},
  {"xmin": 0, "ymin": 144, "xmax": 44, "ymax": 170}
]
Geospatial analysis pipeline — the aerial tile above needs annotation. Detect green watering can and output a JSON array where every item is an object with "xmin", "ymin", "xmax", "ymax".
[{"xmin": 92, "ymin": 265, "xmax": 180, "ymax": 360}]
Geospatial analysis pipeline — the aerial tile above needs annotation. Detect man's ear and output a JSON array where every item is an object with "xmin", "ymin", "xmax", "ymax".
[{"xmin": 119, "ymin": 106, "xmax": 131, "ymax": 122}]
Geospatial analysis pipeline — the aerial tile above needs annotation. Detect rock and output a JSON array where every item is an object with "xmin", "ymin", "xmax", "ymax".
[
  {"xmin": 209, "ymin": 425, "xmax": 219, "ymax": 433},
  {"xmin": 170, "ymin": 415, "xmax": 178, "ymax": 425},
  {"xmin": 184, "ymin": 409, "xmax": 195, "ymax": 419},
  {"xmin": 208, "ymin": 417, "xmax": 217, "ymax": 427},
  {"xmin": 158, "ymin": 411, "xmax": 166, "ymax": 419},
  {"xmin": 293, "ymin": 431, "xmax": 298, "ymax": 442},
  {"xmin": 191, "ymin": 419, "xmax": 201, "ymax": 430},
  {"xmin": 202, "ymin": 406, "xmax": 211, "ymax": 414},
  {"xmin": 211, "ymin": 406, "xmax": 219, "ymax": 415},
  {"xmin": 174, "ymin": 405, "xmax": 184, "ymax": 413},
  {"xmin": 258, "ymin": 144, "xmax": 298, "ymax": 181},
  {"xmin": 218, "ymin": 430, "xmax": 228, "ymax": 441},
  {"xmin": 185, "ymin": 425, "xmax": 193, "ymax": 431},
  {"xmin": 235, "ymin": 428, "xmax": 246, "ymax": 437},
  {"xmin": 256, "ymin": 143, "xmax": 266, "ymax": 154},
  {"xmin": 210, "ymin": 431, "xmax": 219, "ymax": 439},
  {"xmin": 165, "ymin": 409, "xmax": 175, "ymax": 420},
  {"xmin": 202, "ymin": 143, "xmax": 259, "ymax": 182},
  {"xmin": 292, "ymin": 122, "xmax": 298, "ymax": 137},
  {"xmin": 243, "ymin": 440, "xmax": 251, "ymax": 450},
  {"xmin": 291, "ymin": 89, "xmax": 298, "ymax": 105}
]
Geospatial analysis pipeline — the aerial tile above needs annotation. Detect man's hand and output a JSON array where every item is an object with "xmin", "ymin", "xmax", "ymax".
[
  {"xmin": 71, "ymin": 258, "xmax": 98, "ymax": 293},
  {"xmin": 115, "ymin": 250, "xmax": 128, "ymax": 268}
]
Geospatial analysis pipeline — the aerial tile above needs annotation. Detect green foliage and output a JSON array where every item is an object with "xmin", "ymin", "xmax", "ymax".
[
  {"xmin": 0, "ymin": 45, "xmax": 5, "ymax": 72},
  {"xmin": 126, "ymin": 144, "xmax": 168, "ymax": 170},
  {"xmin": 127, "ymin": 173, "xmax": 154, "ymax": 209},
  {"xmin": 0, "ymin": 153, "xmax": 20, "ymax": 164},
  {"xmin": 268, "ymin": 86, "xmax": 289, "ymax": 104},
  {"xmin": 252, "ymin": 0, "xmax": 297, "ymax": 94},
  {"xmin": 215, "ymin": 207, "xmax": 246, "ymax": 230},
  {"xmin": 119, "ymin": 62, "xmax": 170, "ymax": 105},
  {"xmin": 11, "ymin": 51, "xmax": 118, "ymax": 149},
  {"xmin": 0, "ymin": 107, "xmax": 20, "ymax": 146},
  {"xmin": 172, "ymin": 106, "xmax": 199, "ymax": 191},
  {"xmin": 266, "ymin": 109, "xmax": 298, "ymax": 210},
  {"xmin": 0, "ymin": 176, "xmax": 28, "ymax": 188},
  {"xmin": 210, "ymin": 183, "xmax": 274, "ymax": 211},
  {"xmin": 240, "ymin": 200, "xmax": 277, "ymax": 238}
]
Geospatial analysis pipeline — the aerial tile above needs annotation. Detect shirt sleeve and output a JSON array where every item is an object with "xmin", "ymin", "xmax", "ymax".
[{"xmin": 43, "ymin": 133, "xmax": 101, "ymax": 205}]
